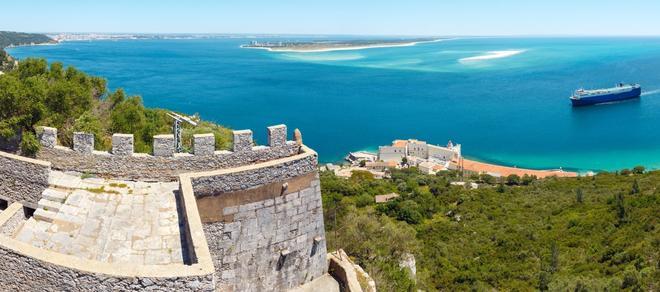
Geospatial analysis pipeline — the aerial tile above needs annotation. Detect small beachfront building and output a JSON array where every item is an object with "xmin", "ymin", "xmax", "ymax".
[{"xmin": 378, "ymin": 139, "xmax": 461, "ymax": 163}]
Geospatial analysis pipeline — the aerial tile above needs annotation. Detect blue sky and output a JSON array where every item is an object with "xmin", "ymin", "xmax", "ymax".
[{"xmin": 3, "ymin": 0, "xmax": 659, "ymax": 36}]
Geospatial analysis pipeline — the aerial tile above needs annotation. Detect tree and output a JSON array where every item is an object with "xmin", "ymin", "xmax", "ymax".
[
  {"xmin": 17, "ymin": 58, "xmax": 47, "ymax": 79},
  {"xmin": 107, "ymin": 88, "xmax": 126, "ymax": 108},
  {"xmin": 550, "ymin": 241, "xmax": 559, "ymax": 273},
  {"xmin": 538, "ymin": 271, "xmax": 549, "ymax": 291},
  {"xmin": 521, "ymin": 174, "xmax": 536, "ymax": 185},
  {"xmin": 576, "ymin": 188, "xmax": 584, "ymax": 203},
  {"xmin": 401, "ymin": 156, "xmax": 408, "ymax": 166},
  {"xmin": 396, "ymin": 200, "xmax": 423, "ymax": 224},
  {"xmin": 506, "ymin": 174, "xmax": 520, "ymax": 185},
  {"xmin": 329, "ymin": 206, "xmax": 418, "ymax": 291},
  {"xmin": 480, "ymin": 173, "xmax": 496, "ymax": 184},
  {"xmin": 574, "ymin": 281, "xmax": 587, "ymax": 292},
  {"xmin": 111, "ymin": 96, "xmax": 146, "ymax": 134},
  {"xmin": 632, "ymin": 165, "xmax": 645, "ymax": 175},
  {"xmin": 359, "ymin": 160, "xmax": 367, "ymax": 167},
  {"xmin": 615, "ymin": 193, "xmax": 627, "ymax": 225},
  {"xmin": 631, "ymin": 179, "xmax": 640, "ymax": 194},
  {"xmin": 496, "ymin": 183, "xmax": 505, "ymax": 193},
  {"xmin": 20, "ymin": 131, "xmax": 39, "ymax": 157},
  {"xmin": 351, "ymin": 170, "xmax": 375, "ymax": 182},
  {"xmin": 73, "ymin": 111, "xmax": 106, "ymax": 150}
]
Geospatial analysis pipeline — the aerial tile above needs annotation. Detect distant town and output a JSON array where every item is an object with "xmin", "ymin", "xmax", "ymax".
[{"xmin": 47, "ymin": 33, "xmax": 250, "ymax": 42}]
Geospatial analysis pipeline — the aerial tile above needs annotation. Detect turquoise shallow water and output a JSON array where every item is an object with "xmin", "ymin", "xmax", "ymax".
[{"xmin": 8, "ymin": 37, "xmax": 660, "ymax": 171}]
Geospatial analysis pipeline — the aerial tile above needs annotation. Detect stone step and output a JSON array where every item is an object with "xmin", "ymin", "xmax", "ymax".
[
  {"xmin": 42, "ymin": 188, "xmax": 67, "ymax": 203},
  {"xmin": 37, "ymin": 198, "xmax": 63, "ymax": 213},
  {"xmin": 33, "ymin": 208, "xmax": 57, "ymax": 223},
  {"xmin": 14, "ymin": 218, "xmax": 37, "ymax": 242}
]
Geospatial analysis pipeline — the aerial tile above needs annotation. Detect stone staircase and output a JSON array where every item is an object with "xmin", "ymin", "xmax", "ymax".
[{"xmin": 33, "ymin": 188, "xmax": 68, "ymax": 223}]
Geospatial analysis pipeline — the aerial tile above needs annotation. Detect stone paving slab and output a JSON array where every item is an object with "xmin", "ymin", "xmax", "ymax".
[{"xmin": 14, "ymin": 171, "xmax": 185, "ymax": 265}]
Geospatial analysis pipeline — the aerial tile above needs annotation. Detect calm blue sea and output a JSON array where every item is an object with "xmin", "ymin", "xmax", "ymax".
[{"xmin": 8, "ymin": 37, "xmax": 660, "ymax": 171}]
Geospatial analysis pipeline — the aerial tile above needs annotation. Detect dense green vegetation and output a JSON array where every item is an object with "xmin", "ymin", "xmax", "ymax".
[
  {"xmin": 1, "ymin": 31, "xmax": 54, "ymax": 72},
  {"xmin": 1, "ymin": 49, "xmax": 16, "ymax": 72},
  {"xmin": 0, "ymin": 31, "xmax": 54, "ymax": 48},
  {"xmin": 322, "ymin": 168, "xmax": 659, "ymax": 291},
  {"xmin": 0, "ymin": 57, "xmax": 231, "ymax": 155}
]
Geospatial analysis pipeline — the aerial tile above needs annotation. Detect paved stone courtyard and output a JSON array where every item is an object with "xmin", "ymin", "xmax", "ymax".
[{"xmin": 12, "ymin": 171, "xmax": 184, "ymax": 265}]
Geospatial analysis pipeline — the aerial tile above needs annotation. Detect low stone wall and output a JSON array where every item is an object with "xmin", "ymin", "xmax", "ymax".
[
  {"xmin": 0, "ymin": 150, "xmax": 50, "ymax": 205},
  {"xmin": 36, "ymin": 125, "xmax": 301, "ymax": 181},
  {"xmin": 0, "ymin": 194, "xmax": 216, "ymax": 291},
  {"xmin": 0, "ymin": 244, "xmax": 215, "ymax": 291},
  {"xmin": 180, "ymin": 146, "xmax": 328, "ymax": 291},
  {"xmin": 328, "ymin": 249, "xmax": 377, "ymax": 292},
  {"xmin": 189, "ymin": 150, "xmax": 317, "ymax": 197}
]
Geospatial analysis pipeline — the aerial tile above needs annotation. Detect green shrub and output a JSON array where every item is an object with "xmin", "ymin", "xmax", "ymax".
[{"xmin": 20, "ymin": 131, "xmax": 40, "ymax": 157}]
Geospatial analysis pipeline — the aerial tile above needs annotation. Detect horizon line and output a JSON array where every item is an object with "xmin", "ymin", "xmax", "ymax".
[{"xmin": 8, "ymin": 31, "xmax": 660, "ymax": 38}]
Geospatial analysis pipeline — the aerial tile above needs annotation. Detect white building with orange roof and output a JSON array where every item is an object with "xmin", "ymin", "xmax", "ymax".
[{"xmin": 378, "ymin": 139, "xmax": 461, "ymax": 164}]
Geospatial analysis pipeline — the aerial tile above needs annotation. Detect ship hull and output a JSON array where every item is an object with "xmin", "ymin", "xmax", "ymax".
[{"xmin": 571, "ymin": 87, "xmax": 641, "ymax": 106}]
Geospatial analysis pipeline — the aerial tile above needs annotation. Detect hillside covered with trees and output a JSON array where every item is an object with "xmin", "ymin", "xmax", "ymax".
[
  {"xmin": 1, "ymin": 31, "xmax": 55, "ymax": 72},
  {"xmin": 0, "ymin": 31, "xmax": 55, "ymax": 48},
  {"xmin": 0, "ymin": 57, "xmax": 232, "ymax": 155},
  {"xmin": 321, "ymin": 168, "xmax": 659, "ymax": 291}
]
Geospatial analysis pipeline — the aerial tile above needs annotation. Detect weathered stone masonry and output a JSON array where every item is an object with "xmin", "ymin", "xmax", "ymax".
[
  {"xmin": 0, "ymin": 200, "xmax": 216, "ymax": 291},
  {"xmin": 182, "ymin": 146, "xmax": 328, "ymax": 291},
  {"xmin": 0, "ymin": 151, "xmax": 50, "ymax": 206},
  {"xmin": 1, "ymin": 123, "xmax": 331, "ymax": 291},
  {"xmin": 0, "ymin": 245, "xmax": 215, "ymax": 292},
  {"xmin": 36, "ymin": 125, "xmax": 299, "ymax": 181}
]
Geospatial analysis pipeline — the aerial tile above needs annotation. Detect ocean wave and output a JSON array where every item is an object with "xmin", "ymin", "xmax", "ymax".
[
  {"xmin": 641, "ymin": 89, "xmax": 660, "ymax": 96},
  {"xmin": 459, "ymin": 50, "xmax": 525, "ymax": 63}
]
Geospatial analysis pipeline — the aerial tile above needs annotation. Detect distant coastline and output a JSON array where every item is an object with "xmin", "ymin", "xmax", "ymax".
[{"xmin": 241, "ymin": 38, "xmax": 447, "ymax": 53}]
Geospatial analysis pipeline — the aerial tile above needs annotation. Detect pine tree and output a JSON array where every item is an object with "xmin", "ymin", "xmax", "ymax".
[
  {"xmin": 538, "ymin": 271, "xmax": 549, "ymax": 291},
  {"xmin": 616, "ymin": 193, "xmax": 627, "ymax": 225},
  {"xmin": 576, "ymin": 188, "xmax": 584, "ymax": 203},
  {"xmin": 550, "ymin": 242, "xmax": 559, "ymax": 273},
  {"xmin": 631, "ymin": 179, "xmax": 640, "ymax": 194}
]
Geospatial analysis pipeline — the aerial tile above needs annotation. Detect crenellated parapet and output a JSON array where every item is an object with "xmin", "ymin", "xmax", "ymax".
[
  {"xmin": 36, "ymin": 124, "xmax": 302, "ymax": 181},
  {"xmin": 0, "ymin": 122, "xmax": 331, "ymax": 291}
]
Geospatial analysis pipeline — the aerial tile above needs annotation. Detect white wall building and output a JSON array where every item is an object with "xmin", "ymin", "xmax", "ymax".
[
  {"xmin": 378, "ymin": 139, "xmax": 461, "ymax": 164},
  {"xmin": 377, "ymin": 145, "xmax": 406, "ymax": 162}
]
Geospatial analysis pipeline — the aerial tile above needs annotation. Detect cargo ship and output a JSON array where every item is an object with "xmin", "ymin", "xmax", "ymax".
[{"xmin": 570, "ymin": 83, "xmax": 641, "ymax": 106}]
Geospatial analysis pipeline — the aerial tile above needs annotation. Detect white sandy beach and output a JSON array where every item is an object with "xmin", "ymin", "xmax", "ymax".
[
  {"xmin": 241, "ymin": 38, "xmax": 450, "ymax": 53},
  {"xmin": 459, "ymin": 50, "xmax": 525, "ymax": 62}
]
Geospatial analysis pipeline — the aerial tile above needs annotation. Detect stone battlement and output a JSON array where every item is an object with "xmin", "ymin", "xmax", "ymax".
[
  {"xmin": 36, "ymin": 125, "xmax": 300, "ymax": 181},
  {"xmin": 0, "ymin": 123, "xmax": 331, "ymax": 291}
]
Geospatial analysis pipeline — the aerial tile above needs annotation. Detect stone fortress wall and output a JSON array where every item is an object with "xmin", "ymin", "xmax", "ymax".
[
  {"xmin": 36, "ymin": 125, "xmax": 298, "ymax": 181},
  {"xmin": 182, "ymin": 146, "xmax": 327, "ymax": 291},
  {"xmin": 0, "ymin": 151, "xmax": 50, "ymax": 206},
  {"xmin": 0, "ymin": 124, "xmax": 330, "ymax": 291}
]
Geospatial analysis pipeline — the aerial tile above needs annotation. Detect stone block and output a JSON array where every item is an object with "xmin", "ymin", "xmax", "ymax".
[
  {"xmin": 73, "ymin": 132, "xmax": 94, "ymax": 154},
  {"xmin": 193, "ymin": 133, "xmax": 215, "ymax": 156},
  {"xmin": 42, "ymin": 189, "xmax": 67, "ymax": 203},
  {"xmin": 153, "ymin": 134, "xmax": 175, "ymax": 157},
  {"xmin": 39, "ymin": 126, "xmax": 57, "ymax": 148},
  {"xmin": 112, "ymin": 134, "xmax": 134, "ymax": 156},
  {"xmin": 267, "ymin": 124, "xmax": 287, "ymax": 147},
  {"xmin": 232, "ymin": 130, "xmax": 253, "ymax": 152}
]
